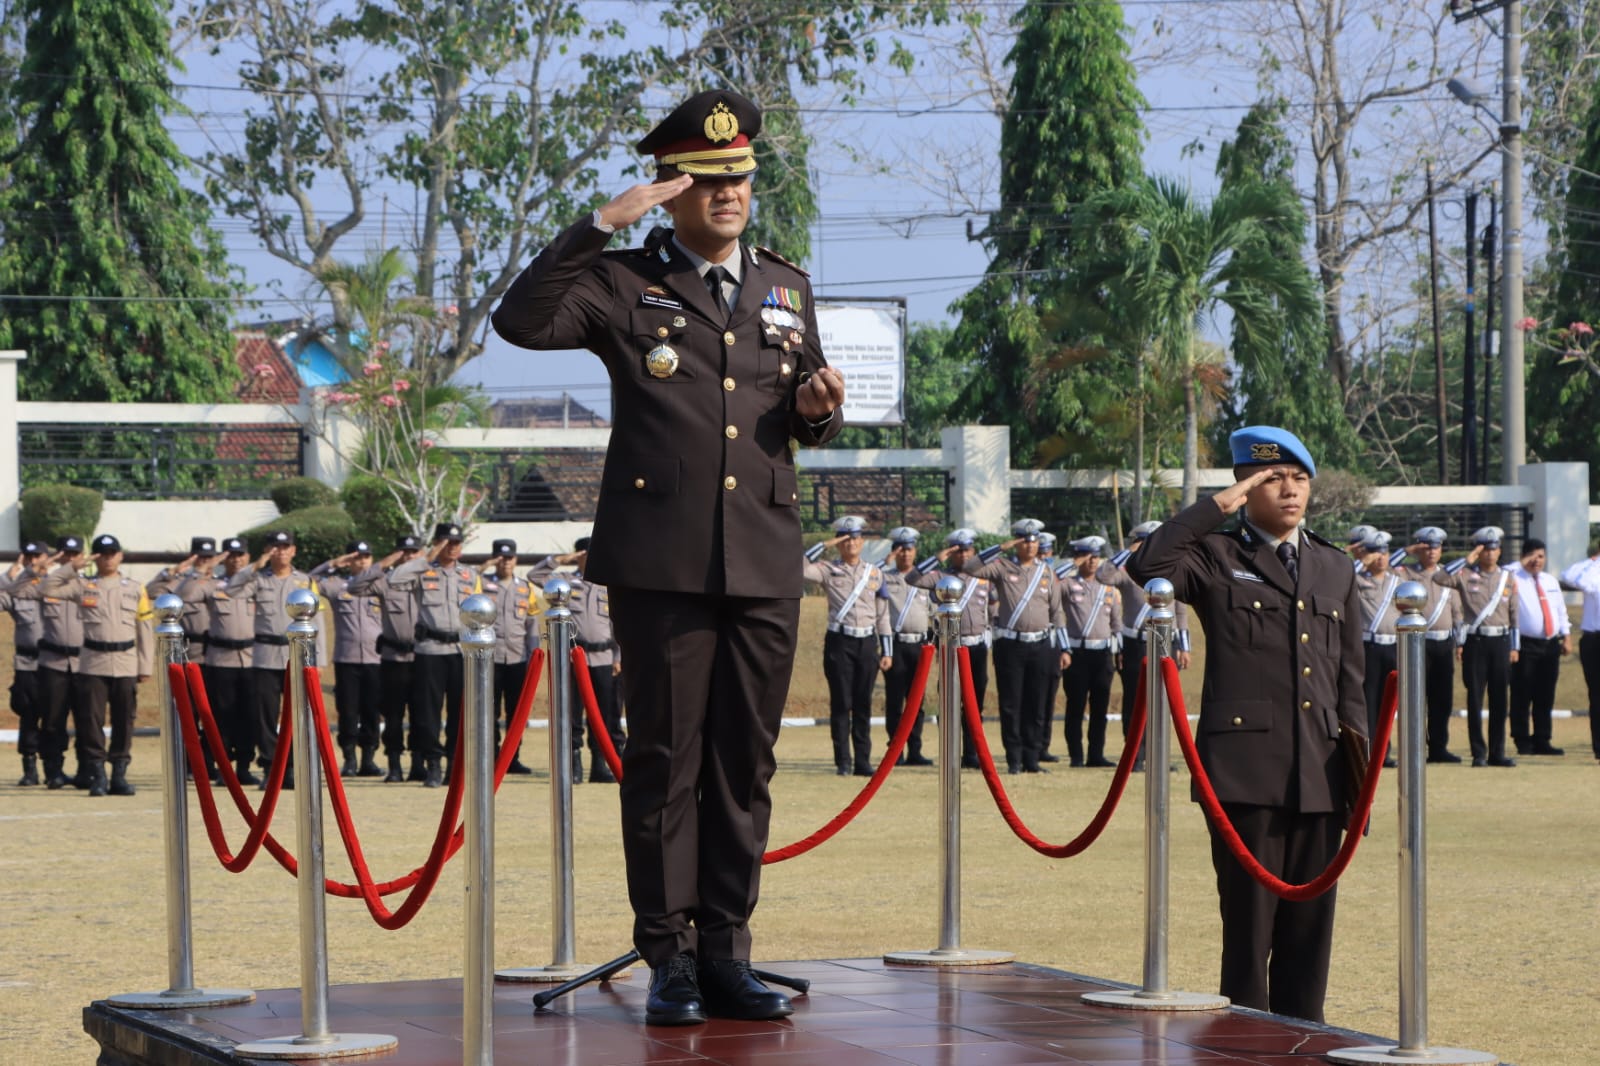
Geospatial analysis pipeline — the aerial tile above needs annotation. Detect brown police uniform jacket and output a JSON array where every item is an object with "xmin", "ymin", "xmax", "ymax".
[
  {"xmin": 880, "ymin": 565, "xmax": 933, "ymax": 640},
  {"xmin": 1096, "ymin": 556, "xmax": 1191, "ymax": 644},
  {"xmin": 478, "ymin": 571, "xmax": 539, "ymax": 665},
  {"xmin": 801, "ymin": 557, "xmax": 892, "ymax": 639},
  {"xmin": 1396, "ymin": 564, "xmax": 1465, "ymax": 641},
  {"xmin": 1058, "ymin": 568, "xmax": 1121, "ymax": 647},
  {"xmin": 147, "ymin": 567, "xmax": 210, "ymax": 643},
  {"xmin": 526, "ymin": 559, "xmax": 616, "ymax": 667},
  {"xmin": 961, "ymin": 555, "xmax": 1064, "ymax": 639},
  {"xmin": 0, "ymin": 572, "xmax": 42, "ymax": 672},
  {"xmin": 1355, "ymin": 570, "xmax": 1404, "ymax": 639},
  {"xmin": 1128, "ymin": 498, "xmax": 1367, "ymax": 814},
  {"xmin": 491, "ymin": 218, "xmax": 843, "ymax": 598},
  {"xmin": 7, "ymin": 568, "xmax": 83, "ymax": 673},
  {"xmin": 347, "ymin": 566, "xmax": 419, "ymax": 663},
  {"xmin": 177, "ymin": 569, "xmax": 256, "ymax": 669},
  {"xmin": 1433, "ymin": 565, "xmax": 1517, "ymax": 641},
  {"xmin": 40, "ymin": 568, "xmax": 154, "ymax": 679},
  {"xmin": 311, "ymin": 563, "xmax": 384, "ymax": 665},
  {"xmin": 908, "ymin": 565, "xmax": 994, "ymax": 643}
]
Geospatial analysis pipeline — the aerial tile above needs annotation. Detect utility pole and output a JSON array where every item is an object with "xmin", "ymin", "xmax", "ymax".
[
  {"xmin": 1462, "ymin": 191, "xmax": 1478, "ymax": 485},
  {"xmin": 1482, "ymin": 187, "xmax": 1498, "ymax": 487},
  {"xmin": 1426, "ymin": 165, "xmax": 1449, "ymax": 484}
]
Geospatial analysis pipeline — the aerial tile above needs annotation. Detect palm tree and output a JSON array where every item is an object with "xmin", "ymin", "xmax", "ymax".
[{"xmin": 1063, "ymin": 176, "xmax": 1322, "ymax": 506}]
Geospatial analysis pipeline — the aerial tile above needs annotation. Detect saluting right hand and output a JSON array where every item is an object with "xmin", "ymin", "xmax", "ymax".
[
  {"xmin": 1213, "ymin": 468, "xmax": 1274, "ymax": 516},
  {"xmin": 595, "ymin": 175, "xmax": 694, "ymax": 230}
]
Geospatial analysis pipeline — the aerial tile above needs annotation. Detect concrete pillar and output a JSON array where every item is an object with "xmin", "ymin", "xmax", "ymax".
[
  {"xmin": 1518, "ymin": 462, "xmax": 1591, "ymax": 573},
  {"xmin": 941, "ymin": 425, "xmax": 1011, "ymax": 534},
  {"xmin": 0, "ymin": 350, "xmax": 24, "ymax": 549},
  {"xmin": 302, "ymin": 408, "xmax": 363, "ymax": 489}
]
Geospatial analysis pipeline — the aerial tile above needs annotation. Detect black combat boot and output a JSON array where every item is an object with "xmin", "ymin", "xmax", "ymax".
[
  {"xmin": 18, "ymin": 754, "xmax": 39, "ymax": 787},
  {"xmin": 340, "ymin": 743, "xmax": 358, "ymax": 777},
  {"xmin": 72, "ymin": 764, "xmax": 91, "ymax": 790},
  {"xmin": 424, "ymin": 757, "xmax": 442, "ymax": 788},
  {"xmin": 87, "ymin": 765, "xmax": 109, "ymax": 797},
  {"xmin": 358, "ymin": 747, "xmax": 384, "ymax": 777},
  {"xmin": 408, "ymin": 757, "xmax": 427, "ymax": 782},
  {"xmin": 43, "ymin": 758, "xmax": 68, "ymax": 789},
  {"xmin": 109, "ymin": 760, "xmax": 136, "ymax": 796},
  {"xmin": 384, "ymin": 754, "xmax": 404, "ymax": 783},
  {"xmin": 235, "ymin": 760, "xmax": 261, "ymax": 786}
]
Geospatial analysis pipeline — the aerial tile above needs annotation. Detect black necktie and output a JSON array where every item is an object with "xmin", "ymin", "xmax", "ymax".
[
  {"xmin": 705, "ymin": 265, "xmax": 730, "ymax": 320},
  {"xmin": 1277, "ymin": 541, "xmax": 1299, "ymax": 585}
]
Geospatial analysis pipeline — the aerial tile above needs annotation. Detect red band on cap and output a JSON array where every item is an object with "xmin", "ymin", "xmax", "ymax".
[{"xmin": 654, "ymin": 132, "xmax": 749, "ymax": 159}]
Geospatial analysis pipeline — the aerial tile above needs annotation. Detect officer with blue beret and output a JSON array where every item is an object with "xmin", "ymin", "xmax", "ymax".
[{"xmin": 1128, "ymin": 425, "xmax": 1367, "ymax": 1022}]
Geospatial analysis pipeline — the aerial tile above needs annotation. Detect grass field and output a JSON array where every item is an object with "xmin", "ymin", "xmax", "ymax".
[{"xmin": 2, "ymin": 597, "xmax": 1596, "ymax": 1066}]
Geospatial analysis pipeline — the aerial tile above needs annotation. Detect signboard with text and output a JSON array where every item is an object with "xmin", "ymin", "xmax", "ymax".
[{"xmin": 815, "ymin": 299, "xmax": 906, "ymax": 427}]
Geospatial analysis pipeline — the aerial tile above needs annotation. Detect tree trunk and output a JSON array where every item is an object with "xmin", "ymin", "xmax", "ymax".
[
  {"xmin": 1133, "ymin": 351, "xmax": 1145, "ymax": 527},
  {"xmin": 1182, "ymin": 354, "xmax": 1199, "ymax": 509}
]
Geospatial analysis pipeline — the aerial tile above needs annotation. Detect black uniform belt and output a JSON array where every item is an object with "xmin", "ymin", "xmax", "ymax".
[
  {"xmin": 186, "ymin": 633, "xmax": 209, "ymax": 647},
  {"xmin": 254, "ymin": 634, "xmax": 290, "ymax": 647},
  {"xmin": 417, "ymin": 623, "xmax": 459, "ymax": 644},
  {"xmin": 84, "ymin": 639, "xmax": 135, "ymax": 653},
  {"xmin": 38, "ymin": 639, "xmax": 80, "ymax": 656},
  {"xmin": 376, "ymin": 634, "xmax": 416, "ymax": 654},
  {"xmin": 16, "ymin": 643, "xmax": 39, "ymax": 657},
  {"xmin": 577, "ymin": 639, "xmax": 615, "ymax": 653},
  {"xmin": 208, "ymin": 636, "xmax": 254, "ymax": 651}
]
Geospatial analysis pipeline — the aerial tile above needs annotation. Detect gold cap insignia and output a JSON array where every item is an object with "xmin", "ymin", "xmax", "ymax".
[
  {"xmin": 705, "ymin": 101, "xmax": 739, "ymax": 144},
  {"xmin": 1249, "ymin": 443, "xmax": 1282, "ymax": 461}
]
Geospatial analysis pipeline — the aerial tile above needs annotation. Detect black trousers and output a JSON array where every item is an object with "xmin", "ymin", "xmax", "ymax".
[
  {"xmin": 1119, "ymin": 636, "xmax": 1144, "ymax": 745},
  {"xmin": 585, "ymin": 663, "xmax": 626, "ymax": 760},
  {"xmin": 960, "ymin": 643, "xmax": 989, "ymax": 761},
  {"xmin": 822, "ymin": 630, "xmax": 878, "ymax": 772},
  {"xmin": 379, "ymin": 658, "xmax": 414, "ymax": 756},
  {"xmin": 203, "ymin": 665, "xmax": 258, "ymax": 767},
  {"xmin": 333, "ymin": 662, "xmax": 382, "ymax": 750},
  {"xmin": 492, "ymin": 660, "xmax": 528, "ymax": 761},
  {"xmin": 1511, "ymin": 636, "xmax": 1563, "ymax": 746},
  {"xmin": 414, "ymin": 652, "xmax": 462, "ymax": 761},
  {"xmin": 253, "ymin": 667, "xmax": 286, "ymax": 768},
  {"xmin": 883, "ymin": 639, "xmax": 929, "ymax": 759},
  {"xmin": 1422, "ymin": 637, "xmax": 1456, "ymax": 755},
  {"xmin": 992, "ymin": 637, "xmax": 1056, "ymax": 770},
  {"xmin": 1361, "ymin": 642, "xmax": 1397, "ymax": 750},
  {"xmin": 1461, "ymin": 633, "xmax": 1511, "ymax": 759},
  {"xmin": 38, "ymin": 666, "xmax": 76, "ymax": 764},
  {"xmin": 1063, "ymin": 647, "xmax": 1115, "ymax": 762},
  {"xmin": 10, "ymin": 669, "xmax": 41, "ymax": 757},
  {"xmin": 608, "ymin": 587, "xmax": 799, "ymax": 967},
  {"xmin": 1210, "ymin": 804, "xmax": 1342, "ymax": 1023},
  {"xmin": 72, "ymin": 674, "xmax": 137, "ymax": 769},
  {"xmin": 1581, "ymin": 632, "xmax": 1600, "ymax": 759}
]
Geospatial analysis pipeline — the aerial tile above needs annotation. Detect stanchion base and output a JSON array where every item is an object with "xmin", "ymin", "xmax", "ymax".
[
  {"xmin": 1327, "ymin": 1045, "xmax": 1499, "ymax": 1064},
  {"xmin": 105, "ymin": 988, "xmax": 256, "ymax": 1009},
  {"xmin": 883, "ymin": 948, "xmax": 1015, "ymax": 967},
  {"xmin": 232, "ymin": 1033, "xmax": 398, "ymax": 1059},
  {"xmin": 496, "ymin": 964, "xmax": 630, "ymax": 984},
  {"xmin": 1081, "ymin": 989, "xmax": 1230, "ymax": 1011}
]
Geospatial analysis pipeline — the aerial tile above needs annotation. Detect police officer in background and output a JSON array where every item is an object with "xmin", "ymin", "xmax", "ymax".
[
  {"xmin": 879, "ymin": 527, "xmax": 934, "ymax": 766},
  {"xmin": 1353, "ymin": 530, "xmax": 1402, "ymax": 768},
  {"xmin": 312, "ymin": 541, "xmax": 385, "ymax": 777},
  {"xmin": 179, "ymin": 537, "xmax": 261, "ymax": 784},
  {"xmin": 964, "ymin": 519, "xmax": 1068, "ymax": 774},
  {"xmin": 1509, "ymin": 538, "xmax": 1571, "ymax": 756},
  {"xmin": 1060, "ymin": 535, "xmax": 1121, "ymax": 768},
  {"xmin": 1431, "ymin": 526, "xmax": 1518, "ymax": 767},
  {"xmin": 804, "ymin": 516, "xmax": 892, "ymax": 776},
  {"xmin": 1343, "ymin": 524, "xmax": 1377, "ymax": 566},
  {"xmin": 1128, "ymin": 426, "xmax": 1367, "ymax": 1022},
  {"xmin": 1100, "ymin": 520, "xmax": 1192, "ymax": 772},
  {"xmin": 349, "ymin": 534, "xmax": 424, "ymax": 782},
  {"xmin": 148, "ymin": 536, "xmax": 224, "ymax": 782},
  {"xmin": 10, "ymin": 535, "xmax": 87, "ymax": 789},
  {"xmin": 1036, "ymin": 531, "xmax": 1062, "ymax": 762},
  {"xmin": 479, "ymin": 538, "xmax": 537, "ymax": 775},
  {"xmin": 2, "ymin": 543, "xmax": 45, "ymax": 785},
  {"xmin": 386, "ymin": 522, "xmax": 480, "ymax": 786},
  {"xmin": 42, "ymin": 535, "xmax": 153, "ymax": 797},
  {"xmin": 530, "ymin": 539, "xmax": 624, "ymax": 782},
  {"xmin": 916, "ymin": 529, "xmax": 994, "ymax": 769},
  {"xmin": 1397, "ymin": 527, "xmax": 1466, "ymax": 763}
]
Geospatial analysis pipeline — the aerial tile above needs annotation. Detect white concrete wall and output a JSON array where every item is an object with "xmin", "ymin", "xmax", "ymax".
[
  {"xmin": 0, "ymin": 351, "xmax": 23, "ymax": 550},
  {"xmin": 99, "ymin": 500, "xmax": 284, "ymax": 551},
  {"xmin": 1520, "ymin": 462, "xmax": 1591, "ymax": 570}
]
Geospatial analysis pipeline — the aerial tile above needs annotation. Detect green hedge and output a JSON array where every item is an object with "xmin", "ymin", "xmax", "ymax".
[
  {"xmin": 240, "ymin": 505, "xmax": 355, "ymax": 566},
  {"xmin": 270, "ymin": 477, "xmax": 339, "ymax": 515},
  {"xmin": 19, "ymin": 485, "xmax": 104, "ymax": 548},
  {"xmin": 338, "ymin": 475, "xmax": 413, "ymax": 549}
]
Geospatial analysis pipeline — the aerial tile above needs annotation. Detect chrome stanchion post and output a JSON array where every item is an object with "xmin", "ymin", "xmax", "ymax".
[
  {"xmin": 497, "ymin": 576, "xmax": 611, "ymax": 983},
  {"xmin": 236, "ymin": 590, "xmax": 396, "ymax": 1059},
  {"xmin": 886, "ymin": 575, "xmax": 1013, "ymax": 967},
  {"xmin": 1084, "ymin": 578, "xmax": 1227, "ymax": 1011},
  {"xmin": 1331, "ymin": 583, "xmax": 1496, "ymax": 1064},
  {"xmin": 108, "ymin": 594, "xmax": 254, "ymax": 1010},
  {"xmin": 460, "ymin": 594, "xmax": 497, "ymax": 1066}
]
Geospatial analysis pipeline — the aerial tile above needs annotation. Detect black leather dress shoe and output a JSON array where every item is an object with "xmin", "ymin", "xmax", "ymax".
[
  {"xmin": 1531, "ymin": 742, "xmax": 1565, "ymax": 756},
  {"xmin": 903, "ymin": 753, "xmax": 934, "ymax": 767},
  {"xmin": 1426, "ymin": 750, "xmax": 1463, "ymax": 764},
  {"xmin": 1487, "ymin": 755, "xmax": 1517, "ymax": 767},
  {"xmin": 1038, "ymin": 752, "xmax": 1060, "ymax": 763},
  {"xmin": 646, "ymin": 954, "xmax": 706, "ymax": 1026},
  {"xmin": 698, "ymin": 959, "xmax": 792, "ymax": 1020},
  {"xmin": 1471, "ymin": 756, "xmax": 1487, "ymax": 768},
  {"xmin": 1085, "ymin": 755, "xmax": 1115, "ymax": 768}
]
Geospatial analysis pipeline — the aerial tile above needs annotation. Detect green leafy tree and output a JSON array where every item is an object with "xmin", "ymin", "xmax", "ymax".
[
  {"xmin": 948, "ymin": 0, "xmax": 1144, "ymax": 465},
  {"xmin": 832, "ymin": 323, "xmax": 973, "ymax": 449},
  {"xmin": 0, "ymin": 0, "xmax": 240, "ymax": 402},
  {"xmin": 1067, "ymin": 175, "xmax": 1322, "ymax": 507},
  {"xmin": 1211, "ymin": 98, "xmax": 1359, "ymax": 472}
]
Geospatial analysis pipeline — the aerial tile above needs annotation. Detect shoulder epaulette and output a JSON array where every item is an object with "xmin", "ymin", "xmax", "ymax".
[
  {"xmin": 1304, "ymin": 528, "xmax": 1339, "ymax": 550},
  {"xmin": 755, "ymin": 245, "xmax": 810, "ymax": 277}
]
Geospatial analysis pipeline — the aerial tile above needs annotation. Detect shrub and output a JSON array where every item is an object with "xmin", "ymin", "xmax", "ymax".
[
  {"xmin": 270, "ymin": 477, "xmax": 339, "ymax": 515},
  {"xmin": 339, "ymin": 475, "xmax": 413, "ymax": 549},
  {"xmin": 240, "ymin": 505, "xmax": 355, "ymax": 566},
  {"xmin": 19, "ymin": 485, "xmax": 104, "ymax": 547}
]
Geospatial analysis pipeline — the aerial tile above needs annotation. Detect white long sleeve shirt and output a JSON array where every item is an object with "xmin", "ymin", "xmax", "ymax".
[
  {"xmin": 1512, "ymin": 568, "xmax": 1571, "ymax": 640},
  {"xmin": 1559, "ymin": 556, "xmax": 1600, "ymax": 633}
]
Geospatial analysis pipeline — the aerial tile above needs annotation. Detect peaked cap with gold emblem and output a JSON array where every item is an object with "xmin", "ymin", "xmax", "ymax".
[
  {"xmin": 636, "ymin": 89, "xmax": 762, "ymax": 176},
  {"xmin": 1227, "ymin": 425, "xmax": 1317, "ymax": 478}
]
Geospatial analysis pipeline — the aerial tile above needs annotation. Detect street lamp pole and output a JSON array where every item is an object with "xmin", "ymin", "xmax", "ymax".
[{"xmin": 1499, "ymin": 0, "xmax": 1525, "ymax": 487}]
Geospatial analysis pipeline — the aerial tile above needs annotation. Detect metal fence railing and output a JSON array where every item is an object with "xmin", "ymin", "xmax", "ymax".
[{"xmin": 19, "ymin": 423, "xmax": 304, "ymax": 500}]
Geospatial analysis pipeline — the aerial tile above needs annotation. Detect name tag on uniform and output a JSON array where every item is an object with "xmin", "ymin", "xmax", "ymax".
[
  {"xmin": 1231, "ymin": 569, "xmax": 1264, "ymax": 584},
  {"xmin": 640, "ymin": 291, "xmax": 684, "ymax": 311}
]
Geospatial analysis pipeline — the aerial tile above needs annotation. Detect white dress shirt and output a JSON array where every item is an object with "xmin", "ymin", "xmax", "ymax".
[
  {"xmin": 1559, "ymin": 556, "xmax": 1600, "ymax": 633},
  {"xmin": 1512, "ymin": 568, "xmax": 1572, "ymax": 639}
]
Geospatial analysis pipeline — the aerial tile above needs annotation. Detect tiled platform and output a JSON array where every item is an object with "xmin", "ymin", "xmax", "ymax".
[{"xmin": 84, "ymin": 958, "xmax": 1463, "ymax": 1065}]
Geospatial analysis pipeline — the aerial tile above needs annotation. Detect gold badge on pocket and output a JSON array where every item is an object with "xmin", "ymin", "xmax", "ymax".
[{"xmin": 646, "ymin": 344, "xmax": 680, "ymax": 378}]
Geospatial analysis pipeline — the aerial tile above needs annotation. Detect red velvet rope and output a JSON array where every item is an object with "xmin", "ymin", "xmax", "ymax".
[
  {"xmin": 1166, "ymin": 661, "xmax": 1397, "ymax": 901},
  {"xmin": 959, "ymin": 646, "xmax": 1145, "ymax": 858},
  {"xmin": 176, "ymin": 651, "xmax": 544, "ymax": 912},
  {"xmin": 762, "ymin": 642, "xmax": 936, "ymax": 864},
  {"xmin": 571, "ymin": 646, "xmax": 625, "ymax": 781}
]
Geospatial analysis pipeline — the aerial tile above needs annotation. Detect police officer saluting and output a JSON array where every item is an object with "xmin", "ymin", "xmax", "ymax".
[
  {"xmin": 1060, "ymin": 535, "xmax": 1121, "ymax": 768},
  {"xmin": 916, "ymin": 529, "xmax": 995, "ymax": 768},
  {"xmin": 178, "ymin": 538, "xmax": 261, "ymax": 784},
  {"xmin": 529, "ymin": 538, "xmax": 623, "ymax": 782},
  {"xmin": 2, "ymin": 543, "xmax": 45, "ymax": 785},
  {"xmin": 479, "ymin": 539, "xmax": 538, "ymax": 775},
  {"xmin": 804, "ymin": 517, "xmax": 892, "ymax": 776},
  {"xmin": 964, "ymin": 518, "xmax": 1068, "ymax": 774},
  {"xmin": 232, "ymin": 531, "xmax": 323, "ymax": 788},
  {"xmin": 1353, "ymin": 530, "xmax": 1402, "ymax": 768},
  {"xmin": 1432, "ymin": 526, "xmax": 1518, "ymax": 767},
  {"xmin": 879, "ymin": 527, "xmax": 934, "ymax": 766},
  {"xmin": 1128, "ymin": 426, "xmax": 1367, "ymax": 1022},
  {"xmin": 1397, "ymin": 526, "xmax": 1466, "ymax": 763},
  {"xmin": 1099, "ymin": 521, "xmax": 1192, "ymax": 771},
  {"xmin": 349, "ymin": 534, "xmax": 424, "ymax": 782},
  {"xmin": 312, "ymin": 541, "xmax": 385, "ymax": 777}
]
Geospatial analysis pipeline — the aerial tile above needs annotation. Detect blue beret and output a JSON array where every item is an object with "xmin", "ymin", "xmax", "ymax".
[{"xmin": 1228, "ymin": 425, "xmax": 1317, "ymax": 478}]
